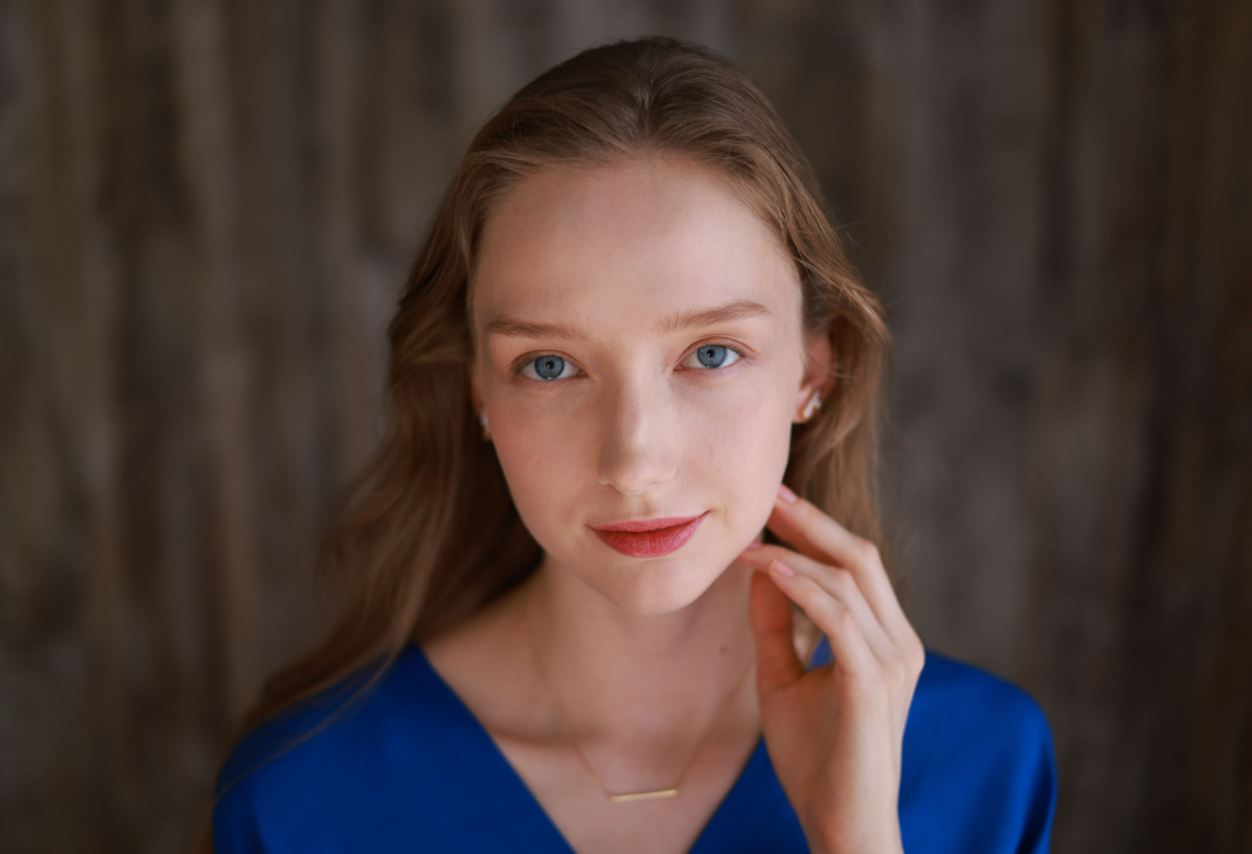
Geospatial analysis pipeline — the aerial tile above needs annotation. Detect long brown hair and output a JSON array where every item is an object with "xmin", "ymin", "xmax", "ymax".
[{"xmin": 194, "ymin": 34, "xmax": 897, "ymax": 851}]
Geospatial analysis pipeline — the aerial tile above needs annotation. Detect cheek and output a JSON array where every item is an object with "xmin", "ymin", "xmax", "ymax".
[
  {"xmin": 485, "ymin": 408, "xmax": 590, "ymax": 549},
  {"xmin": 690, "ymin": 371, "xmax": 796, "ymax": 532},
  {"xmin": 693, "ymin": 364, "xmax": 795, "ymax": 458},
  {"xmin": 696, "ymin": 391, "xmax": 782, "ymax": 462},
  {"xmin": 490, "ymin": 410, "xmax": 582, "ymax": 494},
  {"xmin": 699, "ymin": 390, "xmax": 793, "ymax": 515}
]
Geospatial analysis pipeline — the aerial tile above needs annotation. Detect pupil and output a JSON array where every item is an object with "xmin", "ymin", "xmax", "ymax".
[
  {"xmin": 697, "ymin": 345, "xmax": 727, "ymax": 368},
  {"xmin": 536, "ymin": 356, "xmax": 564, "ymax": 380}
]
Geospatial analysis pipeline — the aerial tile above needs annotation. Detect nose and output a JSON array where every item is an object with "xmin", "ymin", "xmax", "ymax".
[{"xmin": 595, "ymin": 378, "xmax": 678, "ymax": 496}]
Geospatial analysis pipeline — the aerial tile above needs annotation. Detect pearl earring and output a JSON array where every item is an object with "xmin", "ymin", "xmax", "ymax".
[{"xmin": 800, "ymin": 392, "xmax": 823, "ymax": 422}]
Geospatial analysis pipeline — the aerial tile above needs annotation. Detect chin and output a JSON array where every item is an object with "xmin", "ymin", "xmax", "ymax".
[{"xmin": 588, "ymin": 552, "xmax": 732, "ymax": 616}]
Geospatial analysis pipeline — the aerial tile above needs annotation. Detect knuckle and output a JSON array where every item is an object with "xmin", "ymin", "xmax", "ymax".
[
  {"xmin": 829, "ymin": 567, "xmax": 857, "ymax": 598},
  {"xmin": 793, "ymin": 576, "xmax": 823, "ymax": 606},
  {"xmin": 853, "ymin": 536, "xmax": 880, "ymax": 563},
  {"xmin": 901, "ymin": 654, "xmax": 918, "ymax": 680},
  {"xmin": 831, "ymin": 602, "xmax": 857, "ymax": 633},
  {"xmin": 906, "ymin": 635, "xmax": 926, "ymax": 674}
]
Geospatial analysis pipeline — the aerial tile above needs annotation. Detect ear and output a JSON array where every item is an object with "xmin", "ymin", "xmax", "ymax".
[{"xmin": 793, "ymin": 326, "xmax": 835, "ymax": 423}]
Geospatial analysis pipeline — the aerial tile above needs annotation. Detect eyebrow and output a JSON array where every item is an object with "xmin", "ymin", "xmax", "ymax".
[{"xmin": 485, "ymin": 298, "xmax": 772, "ymax": 341}]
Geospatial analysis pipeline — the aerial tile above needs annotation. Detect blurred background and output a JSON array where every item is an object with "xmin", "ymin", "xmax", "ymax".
[{"xmin": 1, "ymin": 1, "xmax": 1248, "ymax": 852}]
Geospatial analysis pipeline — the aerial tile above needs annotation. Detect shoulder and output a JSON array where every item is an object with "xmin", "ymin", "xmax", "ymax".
[
  {"xmin": 900, "ymin": 647, "xmax": 1059, "ymax": 853},
  {"xmin": 210, "ymin": 647, "xmax": 441, "ymax": 853},
  {"xmin": 909, "ymin": 647, "xmax": 1054, "ymax": 747}
]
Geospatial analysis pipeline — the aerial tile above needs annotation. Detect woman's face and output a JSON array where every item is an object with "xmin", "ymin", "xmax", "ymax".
[{"xmin": 469, "ymin": 154, "xmax": 829, "ymax": 614}]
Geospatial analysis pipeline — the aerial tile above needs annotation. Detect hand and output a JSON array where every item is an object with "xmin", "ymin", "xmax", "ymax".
[{"xmin": 736, "ymin": 484, "xmax": 925, "ymax": 854}]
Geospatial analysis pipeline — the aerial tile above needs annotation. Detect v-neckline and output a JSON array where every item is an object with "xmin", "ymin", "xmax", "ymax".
[{"xmin": 405, "ymin": 638, "xmax": 828, "ymax": 852}]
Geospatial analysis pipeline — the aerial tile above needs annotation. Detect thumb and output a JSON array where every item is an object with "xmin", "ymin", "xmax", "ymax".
[{"xmin": 749, "ymin": 569, "xmax": 804, "ymax": 700}]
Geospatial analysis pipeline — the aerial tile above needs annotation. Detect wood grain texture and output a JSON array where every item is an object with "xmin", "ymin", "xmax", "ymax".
[{"xmin": 1, "ymin": 1, "xmax": 1247, "ymax": 851}]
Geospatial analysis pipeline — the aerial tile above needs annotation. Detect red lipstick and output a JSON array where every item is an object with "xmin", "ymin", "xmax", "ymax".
[{"xmin": 591, "ymin": 512, "xmax": 707, "ymax": 557}]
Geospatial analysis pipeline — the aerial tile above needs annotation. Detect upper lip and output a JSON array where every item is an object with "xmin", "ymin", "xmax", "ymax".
[{"xmin": 590, "ymin": 512, "xmax": 705, "ymax": 533}]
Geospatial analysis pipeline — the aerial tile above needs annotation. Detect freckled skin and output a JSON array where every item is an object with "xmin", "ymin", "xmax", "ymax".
[{"xmin": 470, "ymin": 153, "xmax": 826, "ymax": 615}]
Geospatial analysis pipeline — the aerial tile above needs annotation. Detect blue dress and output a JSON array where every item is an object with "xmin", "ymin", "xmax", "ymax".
[{"xmin": 212, "ymin": 637, "xmax": 1058, "ymax": 852}]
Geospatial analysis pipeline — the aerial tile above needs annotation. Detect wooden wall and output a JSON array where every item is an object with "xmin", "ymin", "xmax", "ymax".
[{"xmin": 1, "ymin": 1, "xmax": 1247, "ymax": 851}]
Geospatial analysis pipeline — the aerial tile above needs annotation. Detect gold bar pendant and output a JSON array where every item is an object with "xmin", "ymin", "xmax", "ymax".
[{"xmin": 607, "ymin": 788, "xmax": 679, "ymax": 802}]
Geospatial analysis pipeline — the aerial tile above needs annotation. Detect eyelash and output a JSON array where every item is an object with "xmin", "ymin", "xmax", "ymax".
[{"xmin": 511, "ymin": 340, "xmax": 751, "ymax": 384}]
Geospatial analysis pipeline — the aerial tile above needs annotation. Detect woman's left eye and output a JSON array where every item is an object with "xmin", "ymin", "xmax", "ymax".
[{"xmin": 683, "ymin": 342, "xmax": 746, "ymax": 371}]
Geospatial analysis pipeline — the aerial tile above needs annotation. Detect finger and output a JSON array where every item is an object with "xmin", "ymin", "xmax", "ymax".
[
  {"xmin": 741, "ymin": 545, "xmax": 896, "ymax": 671},
  {"xmin": 765, "ymin": 559, "xmax": 880, "ymax": 685},
  {"xmin": 767, "ymin": 488, "xmax": 915, "ymax": 647},
  {"xmin": 748, "ymin": 568, "xmax": 804, "ymax": 699}
]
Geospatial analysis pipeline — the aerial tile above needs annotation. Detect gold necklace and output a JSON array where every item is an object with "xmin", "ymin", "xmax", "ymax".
[{"xmin": 523, "ymin": 583, "xmax": 756, "ymax": 802}]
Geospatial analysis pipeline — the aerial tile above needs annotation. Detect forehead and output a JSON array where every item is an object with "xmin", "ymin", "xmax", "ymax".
[{"xmin": 471, "ymin": 155, "xmax": 800, "ymax": 336}]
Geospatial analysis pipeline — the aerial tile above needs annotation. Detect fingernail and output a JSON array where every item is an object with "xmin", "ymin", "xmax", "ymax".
[
  {"xmin": 777, "ymin": 483, "xmax": 798, "ymax": 503},
  {"xmin": 769, "ymin": 559, "xmax": 796, "ymax": 577}
]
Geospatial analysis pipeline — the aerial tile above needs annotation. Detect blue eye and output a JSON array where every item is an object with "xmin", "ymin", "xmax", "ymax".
[
  {"xmin": 517, "ymin": 354, "xmax": 577, "ymax": 382},
  {"xmin": 685, "ymin": 343, "xmax": 744, "ymax": 370}
]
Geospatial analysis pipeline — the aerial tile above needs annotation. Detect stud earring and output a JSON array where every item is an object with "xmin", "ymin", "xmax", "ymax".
[
  {"xmin": 800, "ymin": 392, "xmax": 823, "ymax": 422},
  {"xmin": 479, "ymin": 412, "xmax": 491, "ymax": 441}
]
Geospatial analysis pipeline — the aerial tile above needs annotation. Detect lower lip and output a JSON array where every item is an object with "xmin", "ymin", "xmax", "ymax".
[{"xmin": 592, "ymin": 513, "xmax": 708, "ymax": 558}]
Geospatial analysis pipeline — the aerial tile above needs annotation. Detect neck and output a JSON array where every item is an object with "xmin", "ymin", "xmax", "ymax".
[{"xmin": 517, "ymin": 554, "xmax": 760, "ymax": 746}]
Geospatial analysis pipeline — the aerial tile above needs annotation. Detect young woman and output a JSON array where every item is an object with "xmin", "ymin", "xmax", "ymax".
[{"xmin": 201, "ymin": 36, "xmax": 1057, "ymax": 853}]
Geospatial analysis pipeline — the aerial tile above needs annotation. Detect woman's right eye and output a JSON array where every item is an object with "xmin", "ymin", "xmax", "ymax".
[{"xmin": 515, "ymin": 354, "xmax": 580, "ymax": 382}]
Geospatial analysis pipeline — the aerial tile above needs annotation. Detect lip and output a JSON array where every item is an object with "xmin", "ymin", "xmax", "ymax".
[
  {"xmin": 591, "ymin": 514, "xmax": 704, "ymax": 532},
  {"xmin": 591, "ymin": 512, "xmax": 708, "ymax": 558}
]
